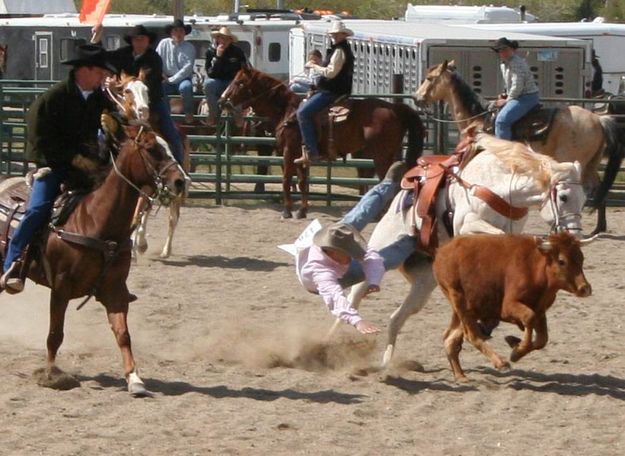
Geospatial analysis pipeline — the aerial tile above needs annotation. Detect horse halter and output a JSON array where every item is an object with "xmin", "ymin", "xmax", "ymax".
[{"xmin": 543, "ymin": 180, "xmax": 585, "ymax": 233}]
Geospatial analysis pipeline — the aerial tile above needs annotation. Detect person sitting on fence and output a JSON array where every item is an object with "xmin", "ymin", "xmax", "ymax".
[
  {"xmin": 0, "ymin": 45, "xmax": 117, "ymax": 293},
  {"xmin": 294, "ymin": 162, "xmax": 413, "ymax": 334},
  {"xmin": 203, "ymin": 26, "xmax": 248, "ymax": 128},
  {"xmin": 156, "ymin": 19, "xmax": 197, "ymax": 125},
  {"xmin": 295, "ymin": 21, "xmax": 355, "ymax": 167},
  {"xmin": 100, "ymin": 24, "xmax": 184, "ymax": 164},
  {"xmin": 289, "ymin": 49, "xmax": 323, "ymax": 95}
]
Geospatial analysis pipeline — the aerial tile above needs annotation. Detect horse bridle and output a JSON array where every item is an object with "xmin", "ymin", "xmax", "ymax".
[
  {"xmin": 543, "ymin": 180, "xmax": 585, "ymax": 233},
  {"xmin": 222, "ymin": 78, "xmax": 287, "ymax": 112}
]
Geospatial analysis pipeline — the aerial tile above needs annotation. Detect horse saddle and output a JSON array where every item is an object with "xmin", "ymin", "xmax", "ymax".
[
  {"xmin": 399, "ymin": 138, "xmax": 475, "ymax": 256},
  {"xmin": 328, "ymin": 97, "xmax": 353, "ymax": 124},
  {"xmin": 0, "ymin": 175, "xmax": 87, "ymax": 262},
  {"xmin": 485, "ymin": 104, "xmax": 559, "ymax": 143}
]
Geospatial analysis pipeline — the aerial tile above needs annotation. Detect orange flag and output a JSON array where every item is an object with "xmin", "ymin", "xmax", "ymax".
[{"xmin": 79, "ymin": 0, "xmax": 112, "ymax": 24}]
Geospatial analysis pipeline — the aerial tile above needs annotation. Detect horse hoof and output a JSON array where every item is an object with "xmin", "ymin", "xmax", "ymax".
[
  {"xmin": 128, "ymin": 372, "xmax": 152, "ymax": 397},
  {"xmin": 33, "ymin": 366, "xmax": 80, "ymax": 390},
  {"xmin": 281, "ymin": 210, "xmax": 293, "ymax": 219},
  {"xmin": 504, "ymin": 335, "xmax": 521, "ymax": 348},
  {"xmin": 137, "ymin": 242, "xmax": 148, "ymax": 254},
  {"xmin": 295, "ymin": 208, "xmax": 308, "ymax": 219}
]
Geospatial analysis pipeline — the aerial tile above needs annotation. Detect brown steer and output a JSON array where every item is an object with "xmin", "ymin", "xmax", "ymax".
[{"xmin": 433, "ymin": 232, "xmax": 592, "ymax": 382}]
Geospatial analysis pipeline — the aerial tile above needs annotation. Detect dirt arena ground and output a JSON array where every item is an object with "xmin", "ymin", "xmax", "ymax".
[{"xmin": 1, "ymin": 201, "xmax": 624, "ymax": 455}]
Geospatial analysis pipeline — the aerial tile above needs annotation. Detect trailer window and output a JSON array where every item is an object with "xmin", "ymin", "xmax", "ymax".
[
  {"xmin": 38, "ymin": 38, "xmax": 49, "ymax": 69},
  {"xmin": 105, "ymin": 36, "xmax": 121, "ymax": 51},
  {"xmin": 268, "ymin": 43, "xmax": 281, "ymax": 62}
]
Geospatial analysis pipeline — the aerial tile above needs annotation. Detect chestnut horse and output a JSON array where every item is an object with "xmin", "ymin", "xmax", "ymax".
[
  {"xmin": 414, "ymin": 61, "xmax": 625, "ymax": 234},
  {"xmin": 0, "ymin": 125, "xmax": 186, "ymax": 396},
  {"xmin": 219, "ymin": 67, "xmax": 425, "ymax": 219}
]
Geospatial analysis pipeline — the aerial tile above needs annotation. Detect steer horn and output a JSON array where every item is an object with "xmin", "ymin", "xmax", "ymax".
[{"xmin": 579, "ymin": 233, "xmax": 601, "ymax": 246}]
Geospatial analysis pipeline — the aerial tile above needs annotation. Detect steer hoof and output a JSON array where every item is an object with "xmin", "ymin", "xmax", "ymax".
[
  {"xmin": 505, "ymin": 335, "xmax": 521, "ymax": 348},
  {"xmin": 494, "ymin": 359, "xmax": 511, "ymax": 371},
  {"xmin": 281, "ymin": 209, "xmax": 293, "ymax": 219},
  {"xmin": 295, "ymin": 207, "xmax": 308, "ymax": 219}
]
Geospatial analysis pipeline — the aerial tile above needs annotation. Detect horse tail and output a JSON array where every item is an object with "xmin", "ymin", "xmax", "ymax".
[
  {"xmin": 593, "ymin": 116, "xmax": 625, "ymax": 208},
  {"xmin": 396, "ymin": 103, "xmax": 425, "ymax": 168}
]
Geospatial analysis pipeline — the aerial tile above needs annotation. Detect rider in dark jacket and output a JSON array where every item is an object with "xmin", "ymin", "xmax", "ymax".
[
  {"xmin": 203, "ymin": 26, "xmax": 247, "ymax": 127},
  {"xmin": 295, "ymin": 21, "xmax": 355, "ymax": 167},
  {"xmin": 106, "ymin": 24, "xmax": 184, "ymax": 164}
]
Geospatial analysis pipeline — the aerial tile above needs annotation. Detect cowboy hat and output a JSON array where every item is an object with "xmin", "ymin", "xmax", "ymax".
[
  {"xmin": 61, "ymin": 44, "xmax": 117, "ymax": 73},
  {"xmin": 327, "ymin": 21, "xmax": 353, "ymax": 36},
  {"xmin": 124, "ymin": 24, "xmax": 157, "ymax": 44},
  {"xmin": 210, "ymin": 26, "xmax": 238, "ymax": 43},
  {"xmin": 165, "ymin": 19, "xmax": 192, "ymax": 35},
  {"xmin": 313, "ymin": 222, "xmax": 367, "ymax": 260},
  {"xmin": 491, "ymin": 37, "xmax": 518, "ymax": 52}
]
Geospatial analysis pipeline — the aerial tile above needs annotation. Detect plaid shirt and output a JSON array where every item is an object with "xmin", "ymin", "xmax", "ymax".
[{"xmin": 500, "ymin": 54, "xmax": 539, "ymax": 99}]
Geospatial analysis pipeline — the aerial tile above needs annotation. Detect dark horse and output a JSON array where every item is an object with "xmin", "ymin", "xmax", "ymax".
[
  {"xmin": 0, "ymin": 125, "xmax": 186, "ymax": 396},
  {"xmin": 219, "ymin": 67, "xmax": 425, "ymax": 219}
]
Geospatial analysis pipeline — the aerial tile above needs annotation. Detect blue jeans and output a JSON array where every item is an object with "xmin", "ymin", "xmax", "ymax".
[
  {"xmin": 495, "ymin": 92, "xmax": 540, "ymax": 140},
  {"xmin": 3, "ymin": 167, "xmax": 68, "ymax": 271},
  {"xmin": 163, "ymin": 79, "xmax": 195, "ymax": 116},
  {"xmin": 338, "ymin": 179, "xmax": 417, "ymax": 288},
  {"xmin": 203, "ymin": 78, "xmax": 231, "ymax": 121},
  {"xmin": 289, "ymin": 82, "xmax": 312, "ymax": 94},
  {"xmin": 296, "ymin": 90, "xmax": 336, "ymax": 156},
  {"xmin": 152, "ymin": 98, "xmax": 184, "ymax": 164}
]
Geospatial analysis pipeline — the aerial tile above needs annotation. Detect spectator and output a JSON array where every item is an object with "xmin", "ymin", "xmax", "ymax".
[
  {"xmin": 106, "ymin": 24, "xmax": 184, "ymax": 164},
  {"xmin": 203, "ymin": 26, "xmax": 247, "ymax": 128},
  {"xmin": 156, "ymin": 19, "xmax": 196, "ymax": 125},
  {"xmin": 289, "ymin": 49, "xmax": 323, "ymax": 94},
  {"xmin": 591, "ymin": 50, "xmax": 604, "ymax": 96}
]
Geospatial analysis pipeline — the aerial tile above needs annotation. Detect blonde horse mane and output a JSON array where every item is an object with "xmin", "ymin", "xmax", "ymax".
[{"xmin": 475, "ymin": 133, "xmax": 564, "ymax": 190}]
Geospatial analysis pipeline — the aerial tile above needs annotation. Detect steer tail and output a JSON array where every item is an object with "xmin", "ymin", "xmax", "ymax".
[
  {"xmin": 593, "ymin": 116, "xmax": 625, "ymax": 208},
  {"xmin": 397, "ymin": 103, "xmax": 425, "ymax": 168}
]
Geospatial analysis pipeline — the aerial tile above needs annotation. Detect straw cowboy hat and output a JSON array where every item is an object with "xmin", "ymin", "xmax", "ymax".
[
  {"xmin": 61, "ymin": 44, "xmax": 117, "ymax": 73},
  {"xmin": 210, "ymin": 26, "xmax": 238, "ymax": 42},
  {"xmin": 491, "ymin": 37, "xmax": 519, "ymax": 52},
  {"xmin": 165, "ymin": 18, "xmax": 192, "ymax": 35},
  {"xmin": 124, "ymin": 24, "xmax": 157, "ymax": 44},
  {"xmin": 327, "ymin": 21, "xmax": 353, "ymax": 36},
  {"xmin": 313, "ymin": 222, "xmax": 367, "ymax": 260}
]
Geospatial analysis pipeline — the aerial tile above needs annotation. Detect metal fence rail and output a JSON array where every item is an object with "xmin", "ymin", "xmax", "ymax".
[{"xmin": 2, "ymin": 80, "xmax": 625, "ymax": 206}]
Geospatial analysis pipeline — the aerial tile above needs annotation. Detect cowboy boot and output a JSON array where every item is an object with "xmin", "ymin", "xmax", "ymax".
[{"xmin": 0, "ymin": 260, "xmax": 24, "ymax": 294}]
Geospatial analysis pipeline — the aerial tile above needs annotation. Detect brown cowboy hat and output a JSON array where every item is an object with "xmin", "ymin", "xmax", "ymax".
[
  {"xmin": 210, "ymin": 26, "xmax": 238, "ymax": 42},
  {"xmin": 491, "ymin": 37, "xmax": 519, "ymax": 52},
  {"xmin": 124, "ymin": 24, "xmax": 157, "ymax": 44},
  {"xmin": 61, "ymin": 44, "xmax": 117, "ymax": 73},
  {"xmin": 313, "ymin": 222, "xmax": 367, "ymax": 260},
  {"xmin": 165, "ymin": 18, "xmax": 192, "ymax": 35}
]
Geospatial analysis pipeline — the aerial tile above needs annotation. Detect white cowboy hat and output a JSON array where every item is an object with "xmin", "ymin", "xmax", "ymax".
[
  {"xmin": 211, "ymin": 26, "xmax": 239, "ymax": 43},
  {"xmin": 327, "ymin": 21, "xmax": 353, "ymax": 37}
]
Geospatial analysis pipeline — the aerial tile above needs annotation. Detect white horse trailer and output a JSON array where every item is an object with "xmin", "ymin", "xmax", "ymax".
[
  {"xmin": 404, "ymin": 4, "xmax": 537, "ymax": 24},
  {"xmin": 291, "ymin": 20, "xmax": 591, "ymax": 100},
  {"xmin": 458, "ymin": 21, "xmax": 625, "ymax": 95}
]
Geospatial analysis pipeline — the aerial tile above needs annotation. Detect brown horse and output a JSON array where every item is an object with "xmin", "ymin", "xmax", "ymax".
[
  {"xmin": 219, "ymin": 67, "xmax": 425, "ymax": 219},
  {"xmin": 0, "ymin": 126, "xmax": 186, "ymax": 396},
  {"xmin": 414, "ymin": 60, "xmax": 625, "ymax": 234},
  {"xmin": 0, "ymin": 44, "xmax": 7, "ymax": 78}
]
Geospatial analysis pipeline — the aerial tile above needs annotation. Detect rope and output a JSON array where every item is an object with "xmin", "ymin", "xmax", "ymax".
[{"xmin": 423, "ymin": 109, "xmax": 490, "ymax": 124}]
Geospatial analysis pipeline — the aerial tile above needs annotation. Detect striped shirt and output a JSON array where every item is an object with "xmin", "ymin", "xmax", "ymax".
[{"xmin": 500, "ymin": 54, "xmax": 539, "ymax": 99}]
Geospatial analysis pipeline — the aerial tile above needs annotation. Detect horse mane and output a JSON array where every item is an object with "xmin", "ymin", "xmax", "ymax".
[
  {"xmin": 248, "ymin": 68, "xmax": 300, "ymax": 114},
  {"xmin": 475, "ymin": 134, "xmax": 559, "ymax": 190},
  {"xmin": 450, "ymin": 72, "xmax": 487, "ymax": 117}
]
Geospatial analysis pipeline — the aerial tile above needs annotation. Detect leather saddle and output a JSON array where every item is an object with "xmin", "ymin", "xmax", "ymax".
[
  {"xmin": 0, "ymin": 174, "xmax": 87, "ymax": 263},
  {"xmin": 399, "ymin": 136, "xmax": 477, "ymax": 256},
  {"xmin": 484, "ymin": 104, "xmax": 559, "ymax": 143}
]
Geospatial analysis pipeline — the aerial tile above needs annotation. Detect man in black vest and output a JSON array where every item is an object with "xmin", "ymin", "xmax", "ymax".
[{"xmin": 295, "ymin": 21, "xmax": 355, "ymax": 167}]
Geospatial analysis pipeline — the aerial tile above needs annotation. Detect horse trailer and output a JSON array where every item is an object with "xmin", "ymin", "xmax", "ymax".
[
  {"xmin": 458, "ymin": 21, "xmax": 625, "ymax": 95},
  {"xmin": 404, "ymin": 4, "xmax": 537, "ymax": 24},
  {"xmin": 291, "ymin": 20, "xmax": 592, "ymax": 100}
]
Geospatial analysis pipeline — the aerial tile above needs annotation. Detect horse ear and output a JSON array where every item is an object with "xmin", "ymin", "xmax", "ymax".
[
  {"xmin": 441, "ymin": 60, "xmax": 448, "ymax": 72},
  {"xmin": 138, "ymin": 67, "xmax": 150, "ymax": 81},
  {"xmin": 448, "ymin": 60, "xmax": 457, "ymax": 72}
]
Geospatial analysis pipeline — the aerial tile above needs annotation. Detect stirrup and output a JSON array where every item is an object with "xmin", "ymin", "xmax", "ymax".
[{"xmin": 294, "ymin": 148, "xmax": 311, "ymax": 167}]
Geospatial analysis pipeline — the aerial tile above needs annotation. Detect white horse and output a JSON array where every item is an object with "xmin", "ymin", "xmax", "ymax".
[
  {"xmin": 110, "ymin": 71, "xmax": 190, "ymax": 260},
  {"xmin": 335, "ymin": 133, "xmax": 587, "ymax": 367}
]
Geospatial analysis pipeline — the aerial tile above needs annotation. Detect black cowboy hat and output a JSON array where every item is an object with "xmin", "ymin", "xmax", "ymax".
[
  {"xmin": 165, "ymin": 19, "xmax": 192, "ymax": 36},
  {"xmin": 61, "ymin": 44, "xmax": 117, "ymax": 73},
  {"xmin": 124, "ymin": 24, "xmax": 157, "ymax": 44},
  {"xmin": 491, "ymin": 37, "xmax": 519, "ymax": 52}
]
